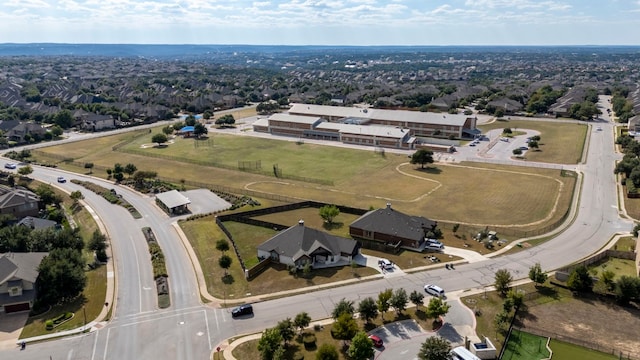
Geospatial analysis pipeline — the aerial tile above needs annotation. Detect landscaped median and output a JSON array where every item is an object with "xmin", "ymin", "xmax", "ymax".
[
  {"xmin": 141, "ymin": 227, "xmax": 170, "ymax": 308},
  {"xmin": 72, "ymin": 179, "xmax": 142, "ymax": 219}
]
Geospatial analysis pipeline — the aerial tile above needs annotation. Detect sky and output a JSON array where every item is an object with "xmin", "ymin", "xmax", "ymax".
[{"xmin": 2, "ymin": 0, "xmax": 640, "ymax": 45}]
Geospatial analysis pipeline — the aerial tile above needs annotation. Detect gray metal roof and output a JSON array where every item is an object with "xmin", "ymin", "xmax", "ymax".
[
  {"xmin": 156, "ymin": 190, "xmax": 191, "ymax": 209},
  {"xmin": 268, "ymin": 113, "xmax": 322, "ymax": 125},
  {"xmin": 289, "ymin": 103, "xmax": 474, "ymax": 126}
]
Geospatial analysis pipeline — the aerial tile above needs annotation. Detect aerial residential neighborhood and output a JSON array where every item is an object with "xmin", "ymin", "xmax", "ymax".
[{"xmin": 0, "ymin": 43, "xmax": 639, "ymax": 360}]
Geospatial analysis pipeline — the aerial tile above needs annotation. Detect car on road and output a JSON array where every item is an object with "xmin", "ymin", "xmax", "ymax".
[
  {"xmin": 57, "ymin": 176, "xmax": 67, "ymax": 183},
  {"xmin": 231, "ymin": 304, "xmax": 253, "ymax": 318},
  {"xmin": 4, "ymin": 163, "xmax": 16, "ymax": 169},
  {"xmin": 469, "ymin": 143, "xmax": 476, "ymax": 147},
  {"xmin": 369, "ymin": 334, "xmax": 383, "ymax": 348},
  {"xmin": 519, "ymin": 146, "xmax": 528, "ymax": 151},
  {"xmin": 597, "ymin": 127, "xmax": 602, "ymax": 131},
  {"xmin": 424, "ymin": 284, "xmax": 445, "ymax": 297}
]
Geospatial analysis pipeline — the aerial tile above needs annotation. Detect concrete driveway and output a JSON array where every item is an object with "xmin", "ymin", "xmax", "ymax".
[{"xmin": 0, "ymin": 311, "xmax": 28, "ymax": 350}]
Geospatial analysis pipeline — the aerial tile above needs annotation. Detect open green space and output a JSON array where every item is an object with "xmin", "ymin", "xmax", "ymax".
[
  {"xmin": 614, "ymin": 236, "xmax": 636, "ymax": 252},
  {"xmin": 589, "ymin": 258, "xmax": 637, "ymax": 280},
  {"xmin": 34, "ymin": 123, "xmax": 577, "ymax": 231},
  {"xmin": 549, "ymin": 339, "xmax": 618, "ymax": 360},
  {"xmin": 179, "ymin": 214, "xmax": 377, "ymax": 300},
  {"xmin": 501, "ymin": 329, "xmax": 550, "ymax": 360},
  {"xmin": 479, "ymin": 119, "xmax": 588, "ymax": 164}
]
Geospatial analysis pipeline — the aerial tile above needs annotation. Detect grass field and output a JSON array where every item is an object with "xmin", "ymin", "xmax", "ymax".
[
  {"xmin": 478, "ymin": 119, "xmax": 588, "ymax": 164},
  {"xmin": 549, "ymin": 339, "xmax": 618, "ymax": 360},
  {"xmin": 501, "ymin": 329, "xmax": 550, "ymax": 360},
  {"xmin": 33, "ymin": 120, "xmax": 577, "ymax": 230},
  {"xmin": 589, "ymin": 258, "xmax": 637, "ymax": 280}
]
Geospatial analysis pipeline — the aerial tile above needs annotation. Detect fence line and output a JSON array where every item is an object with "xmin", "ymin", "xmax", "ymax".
[{"xmin": 514, "ymin": 326, "xmax": 638, "ymax": 360}]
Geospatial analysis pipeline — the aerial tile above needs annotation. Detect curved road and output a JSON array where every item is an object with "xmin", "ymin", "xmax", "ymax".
[{"xmin": 2, "ymin": 97, "xmax": 632, "ymax": 359}]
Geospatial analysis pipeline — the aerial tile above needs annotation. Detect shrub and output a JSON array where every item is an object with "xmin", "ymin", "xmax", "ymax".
[
  {"xmin": 45, "ymin": 319, "xmax": 53, "ymax": 330},
  {"xmin": 302, "ymin": 333, "xmax": 316, "ymax": 350}
]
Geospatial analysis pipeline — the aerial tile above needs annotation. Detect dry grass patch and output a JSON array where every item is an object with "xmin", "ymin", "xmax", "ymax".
[
  {"xmin": 253, "ymin": 208, "xmax": 362, "ymax": 239},
  {"xmin": 478, "ymin": 119, "xmax": 587, "ymax": 164}
]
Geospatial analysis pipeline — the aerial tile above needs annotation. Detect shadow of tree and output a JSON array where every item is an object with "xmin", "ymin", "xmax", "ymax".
[
  {"xmin": 322, "ymin": 222, "xmax": 344, "ymax": 231},
  {"xmin": 415, "ymin": 167, "xmax": 442, "ymax": 174}
]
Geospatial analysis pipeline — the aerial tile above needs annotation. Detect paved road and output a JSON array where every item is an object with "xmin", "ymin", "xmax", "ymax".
[{"xmin": 1, "ymin": 96, "xmax": 631, "ymax": 359}]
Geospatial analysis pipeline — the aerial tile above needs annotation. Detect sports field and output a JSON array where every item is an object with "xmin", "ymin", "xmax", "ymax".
[{"xmin": 34, "ymin": 124, "xmax": 577, "ymax": 229}]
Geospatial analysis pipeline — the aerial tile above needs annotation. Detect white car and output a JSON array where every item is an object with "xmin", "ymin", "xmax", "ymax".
[
  {"xmin": 4, "ymin": 163, "xmax": 16, "ymax": 169},
  {"xmin": 424, "ymin": 284, "xmax": 445, "ymax": 297}
]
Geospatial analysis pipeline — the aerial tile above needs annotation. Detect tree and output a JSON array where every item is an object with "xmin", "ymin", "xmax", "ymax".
[
  {"xmin": 162, "ymin": 125, "xmax": 174, "ymax": 135},
  {"xmin": 216, "ymin": 239, "xmax": 230, "ymax": 252},
  {"xmin": 417, "ymin": 336, "xmax": 452, "ymax": 360},
  {"xmin": 410, "ymin": 149, "xmax": 435, "ymax": 169},
  {"xmin": 36, "ymin": 184, "xmax": 62, "ymax": 206},
  {"xmin": 69, "ymin": 190, "xmax": 84, "ymax": 203},
  {"xmin": 257, "ymin": 328, "xmax": 283, "ymax": 360},
  {"xmin": 88, "ymin": 230, "xmax": 108, "ymax": 263},
  {"xmin": 17, "ymin": 165, "xmax": 33, "ymax": 176},
  {"xmin": 293, "ymin": 312, "xmax": 311, "ymax": 333},
  {"xmin": 528, "ymin": 140, "xmax": 539, "ymax": 150},
  {"xmin": 503, "ymin": 127, "xmax": 512, "ymax": 134},
  {"xmin": 218, "ymin": 254, "xmax": 232, "ymax": 275},
  {"xmin": 348, "ymin": 331, "xmax": 374, "ymax": 360},
  {"xmin": 528, "ymin": 263, "xmax": 548, "ymax": 287},
  {"xmin": 315, "ymin": 344, "xmax": 339, "ymax": 360},
  {"xmin": 615, "ymin": 276, "xmax": 640, "ymax": 304},
  {"xmin": 377, "ymin": 288, "xmax": 393, "ymax": 320},
  {"xmin": 331, "ymin": 313, "xmax": 358, "ymax": 344},
  {"xmin": 494, "ymin": 269, "xmax": 513, "ymax": 297},
  {"xmin": 113, "ymin": 172, "xmax": 125, "ymax": 182},
  {"xmin": 319, "ymin": 204, "xmax": 340, "ymax": 225},
  {"xmin": 493, "ymin": 310, "xmax": 510, "ymax": 334},
  {"xmin": 185, "ymin": 115, "xmax": 197, "ymax": 126},
  {"xmin": 152, "ymin": 133, "xmax": 168, "ymax": 145},
  {"xmin": 113, "ymin": 163, "xmax": 124, "ymax": 174},
  {"xmin": 124, "ymin": 163, "xmax": 137, "ymax": 177},
  {"xmin": 53, "ymin": 109, "xmax": 74, "ymax": 129},
  {"xmin": 36, "ymin": 248, "xmax": 87, "ymax": 306},
  {"xmin": 390, "ymin": 288, "xmax": 409, "ymax": 316},
  {"xmin": 50, "ymin": 125, "xmax": 63, "ymax": 138},
  {"xmin": 194, "ymin": 123, "xmax": 208, "ymax": 138},
  {"xmin": 357, "ymin": 297, "xmax": 378, "ymax": 324},
  {"xmin": 276, "ymin": 318, "xmax": 295, "ymax": 346},
  {"xmin": 512, "ymin": 148, "xmax": 523, "ymax": 156},
  {"xmin": 410, "ymin": 290, "xmax": 425, "ymax": 310},
  {"xmin": 332, "ymin": 298, "xmax": 355, "ymax": 319},
  {"xmin": 84, "ymin": 162, "xmax": 94, "ymax": 173},
  {"xmin": 567, "ymin": 265, "xmax": 593, "ymax": 292},
  {"xmin": 132, "ymin": 170, "xmax": 157, "ymax": 187},
  {"xmin": 425, "ymin": 297, "xmax": 451, "ymax": 323}
]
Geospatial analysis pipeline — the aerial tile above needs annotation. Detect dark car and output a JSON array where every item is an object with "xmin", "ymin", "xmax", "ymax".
[
  {"xmin": 369, "ymin": 334, "xmax": 383, "ymax": 348},
  {"xmin": 231, "ymin": 304, "xmax": 253, "ymax": 318}
]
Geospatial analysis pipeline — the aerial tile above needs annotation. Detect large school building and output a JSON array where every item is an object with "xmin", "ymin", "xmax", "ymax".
[{"xmin": 253, "ymin": 103, "xmax": 479, "ymax": 150}]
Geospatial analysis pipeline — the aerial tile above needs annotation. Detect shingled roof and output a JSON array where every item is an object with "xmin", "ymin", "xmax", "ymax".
[
  {"xmin": 258, "ymin": 220, "xmax": 357, "ymax": 262},
  {"xmin": 350, "ymin": 203, "xmax": 436, "ymax": 242}
]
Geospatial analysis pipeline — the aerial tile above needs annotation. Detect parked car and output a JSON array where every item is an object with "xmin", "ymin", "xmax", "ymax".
[
  {"xmin": 378, "ymin": 258, "xmax": 393, "ymax": 270},
  {"xmin": 369, "ymin": 334, "xmax": 383, "ymax": 348},
  {"xmin": 57, "ymin": 176, "xmax": 66, "ymax": 183},
  {"xmin": 519, "ymin": 146, "xmax": 529, "ymax": 151},
  {"xmin": 424, "ymin": 284, "xmax": 445, "ymax": 297},
  {"xmin": 231, "ymin": 304, "xmax": 253, "ymax": 318},
  {"xmin": 426, "ymin": 242, "xmax": 445, "ymax": 251},
  {"xmin": 4, "ymin": 163, "xmax": 16, "ymax": 169}
]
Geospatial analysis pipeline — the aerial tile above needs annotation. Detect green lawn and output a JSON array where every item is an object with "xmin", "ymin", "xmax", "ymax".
[
  {"xmin": 549, "ymin": 339, "xmax": 618, "ymax": 360},
  {"xmin": 501, "ymin": 329, "xmax": 550, "ymax": 360},
  {"xmin": 589, "ymin": 258, "xmax": 637, "ymax": 280},
  {"xmin": 479, "ymin": 119, "xmax": 588, "ymax": 164},
  {"xmin": 33, "ymin": 122, "xmax": 577, "ymax": 230}
]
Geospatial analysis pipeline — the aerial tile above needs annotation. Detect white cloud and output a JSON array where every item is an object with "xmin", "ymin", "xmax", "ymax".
[{"xmin": 4, "ymin": 0, "xmax": 51, "ymax": 8}]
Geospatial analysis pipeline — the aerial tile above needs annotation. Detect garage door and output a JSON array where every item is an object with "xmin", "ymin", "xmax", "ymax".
[{"xmin": 4, "ymin": 303, "xmax": 30, "ymax": 313}]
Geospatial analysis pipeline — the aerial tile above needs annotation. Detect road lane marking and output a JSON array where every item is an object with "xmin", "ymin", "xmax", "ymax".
[{"xmin": 205, "ymin": 310, "xmax": 212, "ymax": 350}]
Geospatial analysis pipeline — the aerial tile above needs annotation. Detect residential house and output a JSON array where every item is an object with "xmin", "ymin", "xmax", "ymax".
[
  {"xmin": 17, "ymin": 216, "xmax": 58, "ymax": 231},
  {"xmin": 349, "ymin": 203, "xmax": 437, "ymax": 252},
  {"xmin": 257, "ymin": 220, "xmax": 360, "ymax": 269},
  {"xmin": 0, "ymin": 252, "xmax": 48, "ymax": 313},
  {"xmin": 81, "ymin": 114, "xmax": 115, "ymax": 131},
  {"xmin": 0, "ymin": 186, "xmax": 40, "ymax": 218},
  {"xmin": 5, "ymin": 122, "xmax": 47, "ymax": 143}
]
